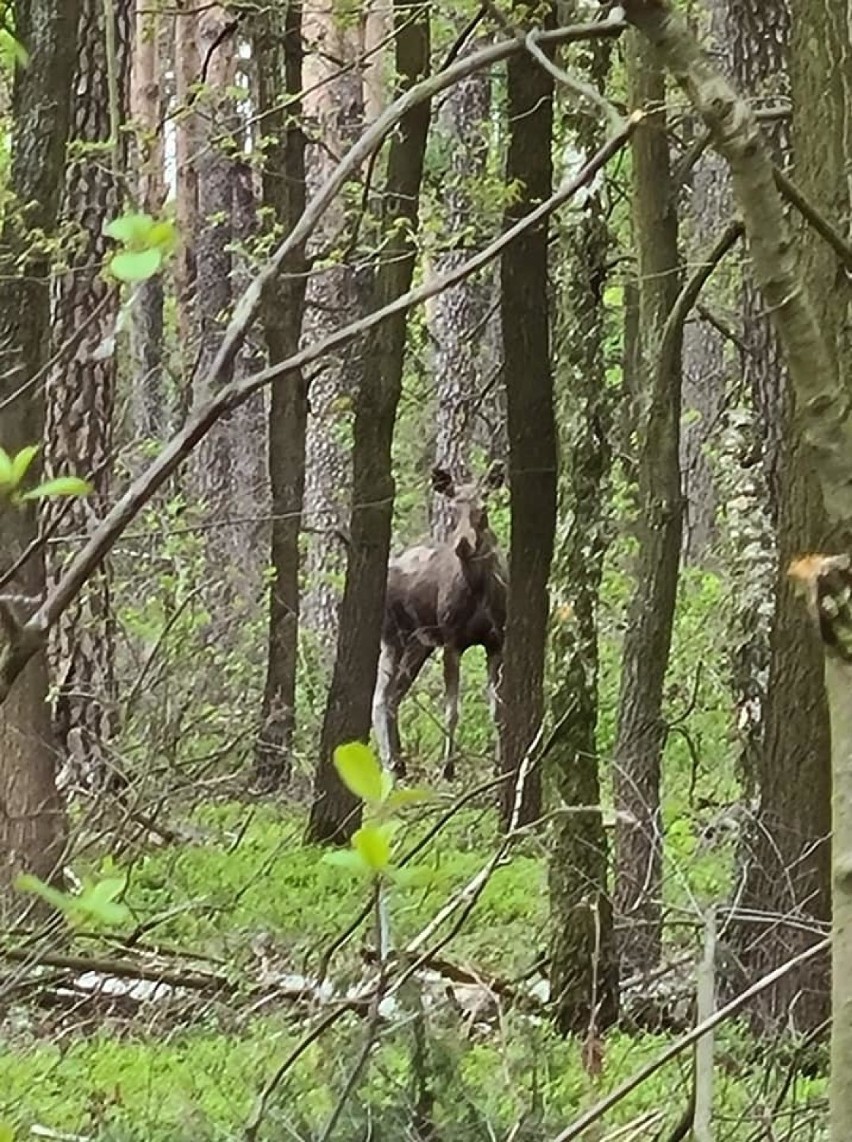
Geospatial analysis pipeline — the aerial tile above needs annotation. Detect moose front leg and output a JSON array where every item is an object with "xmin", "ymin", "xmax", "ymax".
[
  {"xmin": 441, "ymin": 647, "xmax": 461, "ymax": 781},
  {"xmin": 486, "ymin": 649, "xmax": 504, "ymax": 771}
]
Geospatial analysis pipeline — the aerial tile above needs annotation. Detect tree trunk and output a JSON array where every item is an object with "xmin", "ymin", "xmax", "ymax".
[
  {"xmin": 0, "ymin": 0, "xmax": 79, "ymax": 909},
  {"xmin": 498, "ymin": 5, "xmax": 557, "ymax": 829},
  {"xmin": 613, "ymin": 33, "xmax": 682, "ymax": 974},
  {"xmin": 129, "ymin": 0, "xmax": 166, "ymax": 441},
  {"xmin": 173, "ymin": 3, "xmax": 200, "ymax": 410},
  {"xmin": 253, "ymin": 0, "xmax": 309, "ymax": 790},
  {"xmin": 43, "ymin": 0, "xmax": 131, "ymax": 794},
  {"xmin": 548, "ymin": 33, "xmax": 619, "ymax": 1036},
  {"xmin": 679, "ymin": 0, "xmax": 728, "ymax": 562},
  {"xmin": 729, "ymin": 0, "xmax": 832, "ymax": 1032},
  {"xmin": 307, "ymin": 1, "xmax": 431, "ymax": 845},
  {"xmin": 428, "ymin": 51, "xmax": 496, "ymax": 540},
  {"xmin": 300, "ymin": 4, "xmax": 368, "ymax": 659}
]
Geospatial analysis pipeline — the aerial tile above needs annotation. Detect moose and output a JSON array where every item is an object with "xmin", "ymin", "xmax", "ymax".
[{"xmin": 372, "ymin": 461, "xmax": 508, "ymax": 780}]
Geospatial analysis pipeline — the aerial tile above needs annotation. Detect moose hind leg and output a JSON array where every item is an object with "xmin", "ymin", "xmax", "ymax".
[
  {"xmin": 441, "ymin": 648, "xmax": 461, "ymax": 781},
  {"xmin": 486, "ymin": 650, "xmax": 504, "ymax": 770}
]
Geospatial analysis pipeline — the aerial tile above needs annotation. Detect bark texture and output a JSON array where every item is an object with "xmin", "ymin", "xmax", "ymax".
[
  {"xmin": 130, "ymin": 1, "xmax": 166, "ymax": 440},
  {"xmin": 0, "ymin": 0, "xmax": 79, "ymax": 907},
  {"xmin": 301, "ymin": 4, "xmax": 368, "ymax": 658},
  {"xmin": 253, "ymin": 0, "xmax": 309, "ymax": 789},
  {"xmin": 498, "ymin": 6, "xmax": 557, "ymax": 829},
  {"xmin": 44, "ymin": 0, "xmax": 131, "ymax": 794},
  {"xmin": 428, "ymin": 53, "xmax": 496, "ymax": 540},
  {"xmin": 729, "ymin": 0, "xmax": 832, "ymax": 1032},
  {"xmin": 307, "ymin": 1, "xmax": 430, "ymax": 844},
  {"xmin": 548, "ymin": 34, "xmax": 618, "ymax": 1036},
  {"xmin": 613, "ymin": 32, "xmax": 682, "ymax": 974}
]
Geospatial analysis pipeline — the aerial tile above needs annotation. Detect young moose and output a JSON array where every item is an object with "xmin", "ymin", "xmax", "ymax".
[{"xmin": 372, "ymin": 461, "xmax": 507, "ymax": 780}]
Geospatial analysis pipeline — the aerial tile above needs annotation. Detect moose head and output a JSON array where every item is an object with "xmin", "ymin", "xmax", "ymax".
[{"xmin": 431, "ymin": 459, "xmax": 505, "ymax": 562}]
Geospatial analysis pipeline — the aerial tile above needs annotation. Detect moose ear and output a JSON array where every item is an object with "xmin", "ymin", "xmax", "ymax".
[
  {"xmin": 431, "ymin": 466, "xmax": 455, "ymax": 497},
  {"xmin": 485, "ymin": 459, "xmax": 505, "ymax": 490}
]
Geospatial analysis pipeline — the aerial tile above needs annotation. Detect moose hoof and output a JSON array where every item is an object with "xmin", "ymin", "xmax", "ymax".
[
  {"xmin": 441, "ymin": 761, "xmax": 456, "ymax": 782},
  {"xmin": 391, "ymin": 758, "xmax": 407, "ymax": 780}
]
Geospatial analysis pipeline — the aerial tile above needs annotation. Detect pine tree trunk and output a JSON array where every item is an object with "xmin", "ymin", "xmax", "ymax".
[
  {"xmin": 679, "ymin": 0, "xmax": 728, "ymax": 562},
  {"xmin": 300, "ymin": 4, "xmax": 368, "ymax": 659},
  {"xmin": 613, "ymin": 33, "xmax": 682, "ymax": 974},
  {"xmin": 130, "ymin": 1, "xmax": 166, "ymax": 441},
  {"xmin": 498, "ymin": 5, "xmax": 557, "ymax": 829},
  {"xmin": 173, "ymin": 4, "xmax": 200, "ymax": 411},
  {"xmin": 729, "ymin": 0, "xmax": 832, "ymax": 1031},
  {"xmin": 44, "ymin": 0, "xmax": 131, "ymax": 794},
  {"xmin": 548, "ymin": 34, "xmax": 619, "ymax": 1035},
  {"xmin": 428, "ymin": 55, "xmax": 495, "ymax": 540},
  {"xmin": 307, "ymin": 1, "xmax": 431, "ymax": 844},
  {"xmin": 253, "ymin": 0, "xmax": 309, "ymax": 790},
  {"xmin": 0, "ymin": 0, "xmax": 79, "ymax": 908}
]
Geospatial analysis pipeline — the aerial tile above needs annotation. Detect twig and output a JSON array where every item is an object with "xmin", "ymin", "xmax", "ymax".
[
  {"xmin": 548, "ymin": 937, "xmax": 829, "ymax": 1142},
  {"xmin": 773, "ymin": 165, "xmax": 852, "ymax": 272},
  {"xmin": 525, "ymin": 30, "xmax": 625, "ymax": 136}
]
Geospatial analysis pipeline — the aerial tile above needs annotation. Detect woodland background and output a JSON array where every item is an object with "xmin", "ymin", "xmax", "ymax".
[{"xmin": 0, "ymin": 0, "xmax": 849, "ymax": 1138}]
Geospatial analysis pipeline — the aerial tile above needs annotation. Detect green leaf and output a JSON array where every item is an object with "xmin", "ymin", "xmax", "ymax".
[
  {"xmin": 20, "ymin": 476, "xmax": 92, "ymax": 501},
  {"xmin": 11, "ymin": 444, "xmax": 38, "ymax": 488},
  {"xmin": 333, "ymin": 742, "xmax": 385, "ymax": 805},
  {"xmin": 103, "ymin": 211, "xmax": 155, "ymax": 246},
  {"xmin": 352, "ymin": 823, "xmax": 392, "ymax": 871},
  {"xmin": 109, "ymin": 247, "xmax": 163, "ymax": 282},
  {"xmin": 391, "ymin": 863, "xmax": 438, "ymax": 888},
  {"xmin": 77, "ymin": 877, "xmax": 131, "ymax": 926},
  {"xmin": 15, "ymin": 872, "xmax": 72, "ymax": 914},
  {"xmin": 0, "ymin": 446, "xmax": 13, "ymax": 487},
  {"xmin": 322, "ymin": 849, "xmax": 371, "ymax": 876},
  {"xmin": 148, "ymin": 219, "xmax": 178, "ymax": 253},
  {"xmin": 0, "ymin": 1119, "xmax": 17, "ymax": 1142}
]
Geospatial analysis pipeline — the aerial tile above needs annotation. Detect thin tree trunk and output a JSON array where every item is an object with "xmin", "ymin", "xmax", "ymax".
[
  {"xmin": 130, "ymin": 0, "xmax": 166, "ymax": 441},
  {"xmin": 44, "ymin": 0, "xmax": 131, "ymax": 794},
  {"xmin": 253, "ymin": 0, "xmax": 309, "ymax": 790},
  {"xmin": 301, "ymin": 5, "xmax": 368, "ymax": 659},
  {"xmin": 498, "ymin": 4, "xmax": 557, "ymax": 829},
  {"xmin": 173, "ymin": 3, "xmax": 200, "ymax": 411},
  {"xmin": 428, "ymin": 52, "xmax": 495, "ymax": 540},
  {"xmin": 307, "ymin": 1, "xmax": 431, "ymax": 845},
  {"xmin": 0, "ymin": 0, "xmax": 79, "ymax": 909},
  {"xmin": 548, "ymin": 32, "xmax": 619, "ymax": 1036},
  {"xmin": 613, "ymin": 32, "xmax": 682, "ymax": 974}
]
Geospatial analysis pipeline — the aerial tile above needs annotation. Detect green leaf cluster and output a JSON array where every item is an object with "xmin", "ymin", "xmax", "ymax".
[
  {"xmin": 103, "ymin": 211, "xmax": 177, "ymax": 283},
  {"xmin": 323, "ymin": 741, "xmax": 434, "ymax": 879},
  {"xmin": 15, "ymin": 871, "xmax": 130, "ymax": 930},
  {"xmin": 0, "ymin": 443, "xmax": 91, "ymax": 504}
]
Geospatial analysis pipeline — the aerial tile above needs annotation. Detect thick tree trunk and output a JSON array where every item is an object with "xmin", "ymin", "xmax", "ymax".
[
  {"xmin": 301, "ymin": 5, "xmax": 368, "ymax": 659},
  {"xmin": 729, "ymin": 0, "xmax": 832, "ymax": 1032},
  {"xmin": 44, "ymin": 0, "xmax": 131, "ymax": 794},
  {"xmin": 548, "ymin": 33, "xmax": 619, "ymax": 1036},
  {"xmin": 130, "ymin": 1, "xmax": 166, "ymax": 441},
  {"xmin": 613, "ymin": 33, "xmax": 682, "ymax": 974},
  {"xmin": 307, "ymin": 2, "xmax": 431, "ymax": 845},
  {"xmin": 428, "ymin": 52, "xmax": 495, "ymax": 540},
  {"xmin": 0, "ymin": 0, "xmax": 79, "ymax": 909},
  {"xmin": 498, "ymin": 5, "xmax": 557, "ymax": 829},
  {"xmin": 253, "ymin": 0, "xmax": 309, "ymax": 790}
]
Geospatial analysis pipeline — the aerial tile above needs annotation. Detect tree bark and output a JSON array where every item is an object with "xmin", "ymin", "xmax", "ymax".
[
  {"xmin": 130, "ymin": 0, "xmax": 167, "ymax": 441},
  {"xmin": 43, "ymin": 0, "xmax": 131, "ymax": 794},
  {"xmin": 173, "ymin": 3, "xmax": 200, "ymax": 407},
  {"xmin": 301, "ymin": 4, "xmax": 368, "ymax": 659},
  {"xmin": 498, "ymin": 4, "xmax": 557, "ymax": 829},
  {"xmin": 307, "ymin": 1, "xmax": 431, "ymax": 845},
  {"xmin": 729, "ymin": 0, "xmax": 832, "ymax": 1033},
  {"xmin": 548, "ymin": 33, "xmax": 619, "ymax": 1036},
  {"xmin": 0, "ymin": 0, "xmax": 79, "ymax": 910},
  {"xmin": 253, "ymin": 0, "xmax": 309, "ymax": 790},
  {"xmin": 428, "ymin": 50, "xmax": 496, "ymax": 540},
  {"xmin": 613, "ymin": 31, "xmax": 682, "ymax": 974}
]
